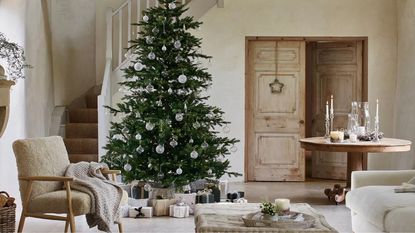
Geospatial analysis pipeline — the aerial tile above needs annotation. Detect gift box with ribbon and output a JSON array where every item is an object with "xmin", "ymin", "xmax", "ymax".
[
  {"xmin": 196, "ymin": 190, "xmax": 215, "ymax": 204},
  {"xmin": 169, "ymin": 203, "xmax": 190, "ymax": 218},
  {"xmin": 226, "ymin": 191, "xmax": 245, "ymax": 202},
  {"xmin": 128, "ymin": 206, "xmax": 153, "ymax": 218},
  {"xmin": 151, "ymin": 199, "xmax": 177, "ymax": 216},
  {"xmin": 174, "ymin": 193, "xmax": 196, "ymax": 214},
  {"xmin": 131, "ymin": 182, "xmax": 149, "ymax": 199}
]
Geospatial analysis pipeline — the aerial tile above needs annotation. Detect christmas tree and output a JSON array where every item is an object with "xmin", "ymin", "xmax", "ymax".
[{"xmin": 101, "ymin": 0, "xmax": 240, "ymax": 188}]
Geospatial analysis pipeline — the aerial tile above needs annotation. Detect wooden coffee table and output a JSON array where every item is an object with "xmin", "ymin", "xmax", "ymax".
[{"xmin": 300, "ymin": 137, "xmax": 411, "ymax": 203}]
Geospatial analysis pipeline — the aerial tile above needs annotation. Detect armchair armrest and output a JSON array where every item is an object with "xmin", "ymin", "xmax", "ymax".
[
  {"xmin": 19, "ymin": 176, "xmax": 74, "ymax": 182},
  {"xmin": 100, "ymin": 168, "xmax": 121, "ymax": 175},
  {"xmin": 351, "ymin": 170, "xmax": 415, "ymax": 190}
]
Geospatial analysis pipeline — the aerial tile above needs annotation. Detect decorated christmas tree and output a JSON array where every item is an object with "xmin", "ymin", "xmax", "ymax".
[{"xmin": 101, "ymin": 0, "xmax": 240, "ymax": 188}]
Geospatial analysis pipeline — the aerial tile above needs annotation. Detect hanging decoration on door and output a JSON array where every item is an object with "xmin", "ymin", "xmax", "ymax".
[{"xmin": 269, "ymin": 77, "xmax": 284, "ymax": 94}]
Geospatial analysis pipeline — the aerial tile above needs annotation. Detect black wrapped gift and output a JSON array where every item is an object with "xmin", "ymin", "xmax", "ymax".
[
  {"xmin": 196, "ymin": 192, "xmax": 215, "ymax": 204},
  {"xmin": 131, "ymin": 182, "xmax": 149, "ymax": 199},
  {"xmin": 227, "ymin": 191, "xmax": 245, "ymax": 202}
]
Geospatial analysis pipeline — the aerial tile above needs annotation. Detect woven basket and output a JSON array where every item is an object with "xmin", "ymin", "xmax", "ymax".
[{"xmin": 0, "ymin": 192, "xmax": 16, "ymax": 233}]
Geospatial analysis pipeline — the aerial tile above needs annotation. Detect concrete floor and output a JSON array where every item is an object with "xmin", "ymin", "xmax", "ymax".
[{"xmin": 20, "ymin": 180, "xmax": 352, "ymax": 232}]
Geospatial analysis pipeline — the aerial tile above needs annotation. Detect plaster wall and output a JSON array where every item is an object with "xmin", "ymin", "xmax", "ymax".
[
  {"xmin": 194, "ymin": 0, "xmax": 398, "ymax": 180},
  {"xmin": 394, "ymin": 0, "xmax": 415, "ymax": 169}
]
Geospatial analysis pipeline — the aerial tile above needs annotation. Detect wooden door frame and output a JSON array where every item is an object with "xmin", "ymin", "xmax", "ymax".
[{"xmin": 244, "ymin": 36, "xmax": 368, "ymax": 182}]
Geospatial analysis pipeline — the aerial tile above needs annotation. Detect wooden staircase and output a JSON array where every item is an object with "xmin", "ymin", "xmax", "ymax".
[{"xmin": 64, "ymin": 93, "xmax": 99, "ymax": 163}]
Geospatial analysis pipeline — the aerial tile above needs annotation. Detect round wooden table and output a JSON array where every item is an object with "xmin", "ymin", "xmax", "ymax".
[{"xmin": 299, "ymin": 137, "xmax": 411, "ymax": 203}]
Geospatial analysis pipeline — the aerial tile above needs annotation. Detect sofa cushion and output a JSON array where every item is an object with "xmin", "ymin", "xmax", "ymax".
[
  {"xmin": 408, "ymin": 176, "xmax": 415, "ymax": 185},
  {"xmin": 346, "ymin": 186, "xmax": 415, "ymax": 230},
  {"xmin": 384, "ymin": 206, "xmax": 415, "ymax": 232}
]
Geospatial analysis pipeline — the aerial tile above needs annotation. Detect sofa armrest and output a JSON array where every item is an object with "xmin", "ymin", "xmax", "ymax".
[{"xmin": 351, "ymin": 170, "xmax": 415, "ymax": 190}]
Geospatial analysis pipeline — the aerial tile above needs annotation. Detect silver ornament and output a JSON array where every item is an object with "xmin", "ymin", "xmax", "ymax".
[
  {"xmin": 156, "ymin": 144, "xmax": 165, "ymax": 154},
  {"xmin": 134, "ymin": 62, "xmax": 144, "ymax": 71},
  {"xmin": 162, "ymin": 45, "xmax": 167, "ymax": 51},
  {"xmin": 146, "ymin": 84, "xmax": 154, "ymax": 92},
  {"xmin": 193, "ymin": 122, "xmax": 201, "ymax": 129},
  {"xmin": 175, "ymin": 113, "xmax": 184, "ymax": 121},
  {"xmin": 146, "ymin": 36, "xmax": 153, "ymax": 44},
  {"xmin": 189, "ymin": 138, "xmax": 194, "ymax": 144},
  {"xmin": 223, "ymin": 125, "xmax": 231, "ymax": 134},
  {"xmin": 190, "ymin": 150, "xmax": 199, "ymax": 159},
  {"xmin": 156, "ymin": 99, "xmax": 162, "ymax": 106},
  {"xmin": 178, "ymin": 74, "xmax": 187, "ymax": 83},
  {"xmin": 122, "ymin": 127, "xmax": 129, "ymax": 134},
  {"xmin": 230, "ymin": 145, "xmax": 237, "ymax": 153},
  {"xmin": 145, "ymin": 122, "xmax": 155, "ymax": 131},
  {"xmin": 201, "ymin": 141, "xmax": 209, "ymax": 149},
  {"xmin": 143, "ymin": 15, "xmax": 149, "ymax": 22},
  {"xmin": 168, "ymin": 2, "xmax": 176, "ymax": 9},
  {"xmin": 148, "ymin": 52, "xmax": 156, "ymax": 60},
  {"xmin": 168, "ymin": 88, "xmax": 173, "ymax": 94},
  {"xmin": 207, "ymin": 169, "xmax": 212, "ymax": 175},
  {"xmin": 170, "ymin": 139, "xmax": 178, "ymax": 148},
  {"xmin": 136, "ymin": 145, "xmax": 144, "ymax": 154},
  {"xmin": 176, "ymin": 167, "xmax": 183, "ymax": 175},
  {"xmin": 143, "ymin": 183, "xmax": 152, "ymax": 191},
  {"xmin": 152, "ymin": 27, "xmax": 159, "ymax": 34},
  {"xmin": 174, "ymin": 40, "xmax": 181, "ymax": 49},
  {"xmin": 135, "ymin": 133, "xmax": 142, "ymax": 140},
  {"xmin": 124, "ymin": 163, "xmax": 132, "ymax": 172},
  {"xmin": 148, "ymin": 163, "xmax": 152, "ymax": 168},
  {"xmin": 207, "ymin": 113, "xmax": 214, "ymax": 118},
  {"xmin": 157, "ymin": 172, "xmax": 164, "ymax": 180}
]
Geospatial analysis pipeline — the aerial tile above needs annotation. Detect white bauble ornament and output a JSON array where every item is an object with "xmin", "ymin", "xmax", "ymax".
[
  {"xmin": 175, "ymin": 113, "xmax": 184, "ymax": 121},
  {"xmin": 190, "ymin": 150, "xmax": 199, "ymax": 159},
  {"xmin": 201, "ymin": 141, "xmax": 209, "ymax": 149},
  {"xmin": 170, "ymin": 139, "xmax": 178, "ymax": 148},
  {"xmin": 146, "ymin": 36, "xmax": 153, "ymax": 44},
  {"xmin": 145, "ymin": 122, "xmax": 155, "ymax": 131},
  {"xmin": 143, "ymin": 15, "xmax": 149, "ymax": 22},
  {"xmin": 193, "ymin": 122, "xmax": 201, "ymax": 129},
  {"xmin": 135, "ymin": 133, "xmax": 142, "ymax": 140},
  {"xmin": 136, "ymin": 145, "xmax": 144, "ymax": 154},
  {"xmin": 148, "ymin": 52, "xmax": 156, "ymax": 60},
  {"xmin": 207, "ymin": 169, "xmax": 213, "ymax": 175},
  {"xmin": 156, "ymin": 144, "xmax": 165, "ymax": 154},
  {"xmin": 162, "ymin": 45, "xmax": 167, "ymax": 52},
  {"xmin": 178, "ymin": 74, "xmax": 187, "ymax": 83},
  {"xmin": 222, "ymin": 125, "xmax": 231, "ymax": 134},
  {"xmin": 176, "ymin": 167, "xmax": 183, "ymax": 175},
  {"xmin": 122, "ymin": 127, "xmax": 129, "ymax": 134},
  {"xmin": 146, "ymin": 84, "xmax": 154, "ymax": 92},
  {"xmin": 168, "ymin": 88, "xmax": 173, "ymax": 94},
  {"xmin": 168, "ymin": 2, "xmax": 176, "ymax": 9},
  {"xmin": 174, "ymin": 40, "xmax": 181, "ymax": 49},
  {"xmin": 152, "ymin": 27, "xmax": 159, "ymax": 34},
  {"xmin": 134, "ymin": 62, "xmax": 144, "ymax": 71},
  {"xmin": 189, "ymin": 138, "xmax": 194, "ymax": 144},
  {"xmin": 207, "ymin": 113, "xmax": 214, "ymax": 119},
  {"xmin": 157, "ymin": 172, "xmax": 165, "ymax": 180},
  {"xmin": 124, "ymin": 163, "xmax": 132, "ymax": 172},
  {"xmin": 230, "ymin": 145, "xmax": 238, "ymax": 153},
  {"xmin": 144, "ymin": 183, "xmax": 152, "ymax": 191}
]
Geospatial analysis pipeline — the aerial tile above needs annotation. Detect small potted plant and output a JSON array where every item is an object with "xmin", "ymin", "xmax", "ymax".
[{"xmin": 260, "ymin": 201, "xmax": 282, "ymax": 221}]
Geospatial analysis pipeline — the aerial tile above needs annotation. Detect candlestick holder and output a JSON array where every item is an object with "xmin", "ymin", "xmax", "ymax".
[
  {"xmin": 325, "ymin": 117, "xmax": 330, "ymax": 139},
  {"xmin": 372, "ymin": 118, "xmax": 380, "ymax": 142},
  {"xmin": 330, "ymin": 112, "xmax": 334, "ymax": 132}
]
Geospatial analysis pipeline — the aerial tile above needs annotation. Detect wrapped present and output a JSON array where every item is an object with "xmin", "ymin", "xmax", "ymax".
[
  {"xmin": 219, "ymin": 180, "xmax": 229, "ymax": 199},
  {"xmin": 131, "ymin": 182, "xmax": 149, "ymax": 199},
  {"xmin": 196, "ymin": 191, "xmax": 214, "ymax": 204},
  {"xmin": 169, "ymin": 204, "xmax": 190, "ymax": 218},
  {"xmin": 205, "ymin": 183, "xmax": 220, "ymax": 202},
  {"xmin": 152, "ymin": 199, "xmax": 176, "ymax": 216},
  {"xmin": 227, "ymin": 191, "xmax": 245, "ymax": 202},
  {"xmin": 128, "ymin": 206, "xmax": 153, "ymax": 218},
  {"xmin": 128, "ymin": 198, "xmax": 149, "ymax": 207},
  {"xmin": 120, "ymin": 204, "xmax": 130, "ymax": 217},
  {"xmin": 174, "ymin": 193, "xmax": 196, "ymax": 214}
]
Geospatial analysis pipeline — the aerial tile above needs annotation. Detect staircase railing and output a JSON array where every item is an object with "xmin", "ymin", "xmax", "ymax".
[{"xmin": 98, "ymin": 0, "xmax": 192, "ymax": 159}]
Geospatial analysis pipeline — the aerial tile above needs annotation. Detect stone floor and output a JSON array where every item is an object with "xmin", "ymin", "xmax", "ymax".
[{"xmin": 20, "ymin": 179, "xmax": 352, "ymax": 232}]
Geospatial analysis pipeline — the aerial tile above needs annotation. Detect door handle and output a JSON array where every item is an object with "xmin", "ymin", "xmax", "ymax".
[{"xmin": 299, "ymin": 120, "xmax": 305, "ymax": 124}]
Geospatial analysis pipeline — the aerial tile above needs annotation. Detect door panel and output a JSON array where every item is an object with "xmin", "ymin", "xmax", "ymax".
[
  {"xmin": 311, "ymin": 41, "xmax": 363, "ymax": 180},
  {"xmin": 247, "ymin": 41, "xmax": 305, "ymax": 181}
]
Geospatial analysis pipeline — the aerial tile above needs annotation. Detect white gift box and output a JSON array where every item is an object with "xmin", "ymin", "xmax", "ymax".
[
  {"xmin": 219, "ymin": 180, "xmax": 229, "ymax": 199},
  {"xmin": 128, "ymin": 206, "xmax": 153, "ymax": 218},
  {"xmin": 128, "ymin": 198, "xmax": 149, "ymax": 207},
  {"xmin": 169, "ymin": 205, "xmax": 190, "ymax": 218},
  {"xmin": 174, "ymin": 193, "xmax": 196, "ymax": 214}
]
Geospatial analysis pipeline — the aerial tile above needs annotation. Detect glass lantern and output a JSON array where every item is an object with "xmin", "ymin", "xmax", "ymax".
[{"xmin": 351, "ymin": 101, "xmax": 370, "ymax": 136}]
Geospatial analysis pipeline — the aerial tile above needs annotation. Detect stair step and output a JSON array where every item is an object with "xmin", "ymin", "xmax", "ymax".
[
  {"xmin": 65, "ymin": 123, "xmax": 98, "ymax": 138},
  {"xmin": 64, "ymin": 138, "xmax": 98, "ymax": 154},
  {"xmin": 68, "ymin": 154, "xmax": 98, "ymax": 163},
  {"xmin": 68, "ymin": 108, "xmax": 98, "ymax": 123},
  {"xmin": 86, "ymin": 94, "xmax": 98, "ymax": 108}
]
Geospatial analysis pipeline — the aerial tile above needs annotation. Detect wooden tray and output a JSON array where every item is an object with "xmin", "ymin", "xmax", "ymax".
[{"xmin": 242, "ymin": 211, "xmax": 316, "ymax": 229}]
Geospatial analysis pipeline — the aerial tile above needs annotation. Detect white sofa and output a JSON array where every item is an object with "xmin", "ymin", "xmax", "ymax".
[{"xmin": 346, "ymin": 170, "xmax": 415, "ymax": 232}]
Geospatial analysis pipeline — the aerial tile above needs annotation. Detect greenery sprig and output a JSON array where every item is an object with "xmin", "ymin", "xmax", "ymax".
[{"xmin": 0, "ymin": 32, "xmax": 31, "ymax": 81}]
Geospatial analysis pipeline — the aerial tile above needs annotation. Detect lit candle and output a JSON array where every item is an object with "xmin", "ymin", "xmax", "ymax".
[
  {"xmin": 326, "ymin": 101, "xmax": 329, "ymax": 120},
  {"xmin": 376, "ymin": 99, "xmax": 379, "ymax": 123},
  {"xmin": 275, "ymin": 198, "xmax": 290, "ymax": 214},
  {"xmin": 330, "ymin": 95, "xmax": 334, "ymax": 115}
]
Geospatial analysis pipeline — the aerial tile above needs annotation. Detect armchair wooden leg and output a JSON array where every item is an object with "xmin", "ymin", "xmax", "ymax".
[
  {"xmin": 17, "ymin": 211, "xmax": 26, "ymax": 233},
  {"xmin": 64, "ymin": 220, "xmax": 69, "ymax": 233},
  {"xmin": 118, "ymin": 222, "xmax": 123, "ymax": 233},
  {"xmin": 65, "ymin": 180, "xmax": 76, "ymax": 233}
]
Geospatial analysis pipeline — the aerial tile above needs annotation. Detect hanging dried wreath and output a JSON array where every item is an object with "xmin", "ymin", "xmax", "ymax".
[{"xmin": 0, "ymin": 32, "xmax": 31, "ymax": 81}]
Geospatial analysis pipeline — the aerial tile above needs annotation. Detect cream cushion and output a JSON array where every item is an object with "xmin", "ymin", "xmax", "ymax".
[
  {"xmin": 346, "ymin": 186, "xmax": 415, "ymax": 231},
  {"xmin": 28, "ymin": 190, "xmax": 91, "ymax": 216}
]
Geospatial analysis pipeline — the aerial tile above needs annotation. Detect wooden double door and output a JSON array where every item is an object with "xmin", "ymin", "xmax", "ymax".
[{"xmin": 246, "ymin": 38, "xmax": 364, "ymax": 181}]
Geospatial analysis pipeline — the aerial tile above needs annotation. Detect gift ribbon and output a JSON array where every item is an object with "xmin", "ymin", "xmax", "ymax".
[{"xmin": 134, "ymin": 206, "xmax": 145, "ymax": 218}]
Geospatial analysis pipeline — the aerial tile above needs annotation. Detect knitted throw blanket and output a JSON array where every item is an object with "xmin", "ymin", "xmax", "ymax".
[{"xmin": 65, "ymin": 162, "xmax": 122, "ymax": 232}]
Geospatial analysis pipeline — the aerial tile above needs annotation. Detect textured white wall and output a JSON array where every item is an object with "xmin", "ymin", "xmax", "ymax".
[
  {"xmin": 194, "ymin": 0, "xmax": 399, "ymax": 179},
  {"xmin": 394, "ymin": 0, "xmax": 415, "ymax": 169}
]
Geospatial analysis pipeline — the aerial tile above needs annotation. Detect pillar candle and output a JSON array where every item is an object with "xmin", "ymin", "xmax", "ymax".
[
  {"xmin": 376, "ymin": 99, "xmax": 379, "ymax": 123},
  {"xmin": 326, "ymin": 101, "xmax": 329, "ymax": 120},
  {"xmin": 275, "ymin": 198, "xmax": 290, "ymax": 210},
  {"xmin": 330, "ymin": 95, "xmax": 334, "ymax": 115}
]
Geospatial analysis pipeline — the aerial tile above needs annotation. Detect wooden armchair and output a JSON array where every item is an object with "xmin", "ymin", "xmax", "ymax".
[{"xmin": 12, "ymin": 136, "xmax": 123, "ymax": 233}]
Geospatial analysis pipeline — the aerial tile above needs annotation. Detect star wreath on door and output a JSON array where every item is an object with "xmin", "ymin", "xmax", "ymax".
[{"xmin": 269, "ymin": 77, "xmax": 284, "ymax": 94}]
